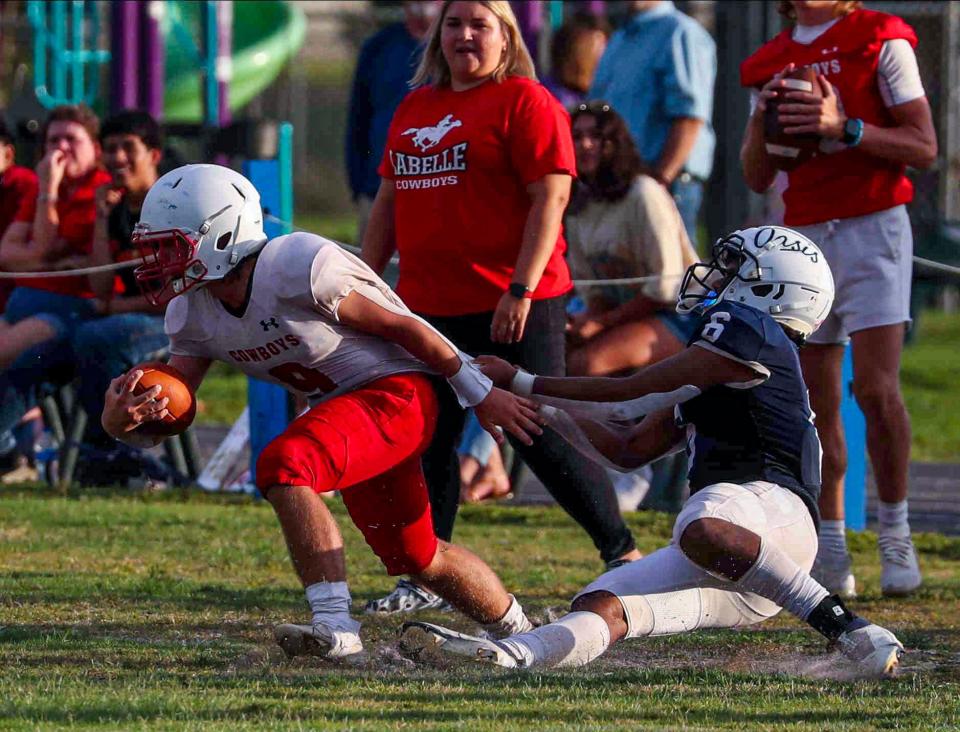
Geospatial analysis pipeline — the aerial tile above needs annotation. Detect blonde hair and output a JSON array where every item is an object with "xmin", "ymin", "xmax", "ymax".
[
  {"xmin": 777, "ymin": 1, "xmax": 862, "ymax": 21},
  {"xmin": 411, "ymin": 0, "xmax": 537, "ymax": 88}
]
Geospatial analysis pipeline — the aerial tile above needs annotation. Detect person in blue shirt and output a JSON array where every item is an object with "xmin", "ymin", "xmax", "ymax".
[
  {"xmin": 345, "ymin": 1, "xmax": 440, "ymax": 244},
  {"xmin": 403, "ymin": 225, "xmax": 905, "ymax": 679},
  {"xmin": 589, "ymin": 1, "xmax": 716, "ymax": 247}
]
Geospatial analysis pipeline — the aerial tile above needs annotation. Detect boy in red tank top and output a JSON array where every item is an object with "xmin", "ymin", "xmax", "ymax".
[{"xmin": 739, "ymin": 0, "xmax": 937, "ymax": 600}]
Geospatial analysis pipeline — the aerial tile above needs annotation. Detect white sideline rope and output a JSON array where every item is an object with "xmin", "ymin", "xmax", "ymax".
[
  {"xmin": 264, "ymin": 214, "xmax": 960, "ymax": 285},
  {"xmin": 0, "ymin": 260, "xmax": 137, "ymax": 279},
  {"xmin": 913, "ymin": 255, "xmax": 960, "ymax": 278},
  {"xmin": 2, "ymin": 217, "xmax": 958, "ymax": 284}
]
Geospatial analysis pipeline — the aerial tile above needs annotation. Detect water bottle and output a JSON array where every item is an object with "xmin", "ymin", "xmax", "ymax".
[{"xmin": 33, "ymin": 430, "xmax": 59, "ymax": 484}]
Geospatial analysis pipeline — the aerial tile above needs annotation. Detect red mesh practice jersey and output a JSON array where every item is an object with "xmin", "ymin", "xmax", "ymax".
[{"xmin": 741, "ymin": 10, "xmax": 917, "ymax": 226}]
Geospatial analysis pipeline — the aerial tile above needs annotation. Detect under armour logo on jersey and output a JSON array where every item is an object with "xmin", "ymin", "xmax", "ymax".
[
  {"xmin": 260, "ymin": 317, "xmax": 280, "ymax": 331},
  {"xmin": 402, "ymin": 114, "xmax": 462, "ymax": 151}
]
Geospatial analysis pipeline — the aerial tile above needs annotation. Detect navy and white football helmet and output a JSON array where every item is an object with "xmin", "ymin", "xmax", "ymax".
[{"xmin": 677, "ymin": 225, "xmax": 835, "ymax": 339}]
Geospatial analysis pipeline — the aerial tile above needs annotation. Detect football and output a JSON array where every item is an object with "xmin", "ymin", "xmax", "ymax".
[
  {"xmin": 131, "ymin": 361, "xmax": 197, "ymax": 438},
  {"xmin": 763, "ymin": 65, "xmax": 822, "ymax": 171}
]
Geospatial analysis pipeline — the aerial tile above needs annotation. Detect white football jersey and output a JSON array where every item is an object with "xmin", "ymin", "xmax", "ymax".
[{"xmin": 166, "ymin": 232, "xmax": 433, "ymax": 403}]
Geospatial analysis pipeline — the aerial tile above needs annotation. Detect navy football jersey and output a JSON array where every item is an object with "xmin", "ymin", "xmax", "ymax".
[{"xmin": 676, "ymin": 302, "xmax": 822, "ymax": 524}]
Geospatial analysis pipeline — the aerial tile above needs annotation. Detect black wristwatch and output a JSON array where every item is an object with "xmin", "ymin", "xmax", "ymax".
[{"xmin": 508, "ymin": 282, "xmax": 533, "ymax": 299}]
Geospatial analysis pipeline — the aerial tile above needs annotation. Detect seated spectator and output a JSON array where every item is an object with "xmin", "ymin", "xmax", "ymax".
[
  {"xmin": 0, "ymin": 104, "xmax": 110, "ymax": 371},
  {"xmin": 0, "ymin": 105, "xmax": 109, "ymax": 484},
  {"xmin": 565, "ymin": 102, "xmax": 699, "ymax": 377},
  {"xmin": 458, "ymin": 418, "xmax": 511, "ymax": 504},
  {"xmin": 70, "ymin": 110, "xmax": 170, "ymax": 479},
  {"xmin": 0, "ymin": 118, "xmax": 38, "ymax": 312},
  {"xmin": 0, "ymin": 119, "xmax": 39, "ymax": 480},
  {"xmin": 543, "ymin": 12, "xmax": 610, "ymax": 110}
]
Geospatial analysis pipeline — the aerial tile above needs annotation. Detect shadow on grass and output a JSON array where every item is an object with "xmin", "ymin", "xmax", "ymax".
[
  {"xmin": 2, "ymin": 667, "xmax": 943, "ymax": 728},
  {"xmin": 0, "ymin": 571, "xmax": 299, "ymax": 613}
]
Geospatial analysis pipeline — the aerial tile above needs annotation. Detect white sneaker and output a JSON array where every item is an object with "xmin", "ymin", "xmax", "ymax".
[
  {"xmin": 879, "ymin": 533, "xmax": 922, "ymax": 596},
  {"xmin": 364, "ymin": 579, "xmax": 453, "ymax": 615},
  {"xmin": 811, "ymin": 549, "xmax": 857, "ymax": 599},
  {"xmin": 400, "ymin": 621, "xmax": 522, "ymax": 668},
  {"xmin": 608, "ymin": 466, "xmax": 651, "ymax": 513},
  {"xmin": 836, "ymin": 620, "xmax": 903, "ymax": 678},
  {"xmin": 274, "ymin": 622, "xmax": 364, "ymax": 659}
]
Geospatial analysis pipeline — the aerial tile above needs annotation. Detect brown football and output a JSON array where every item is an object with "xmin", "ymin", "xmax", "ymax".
[
  {"xmin": 763, "ymin": 65, "xmax": 822, "ymax": 171},
  {"xmin": 131, "ymin": 361, "xmax": 197, "ymax": 438}
]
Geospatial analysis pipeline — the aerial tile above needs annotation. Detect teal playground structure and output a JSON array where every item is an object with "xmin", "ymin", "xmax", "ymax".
[{"xmin": 26, "ymin": 0, "xmax": 304, "ymax": 122}]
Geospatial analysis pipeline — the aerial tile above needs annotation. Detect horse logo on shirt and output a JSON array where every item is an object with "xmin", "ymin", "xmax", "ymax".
[{"xmin": 402, "ymin": 114, "xmax": 463, "ymax": 152}]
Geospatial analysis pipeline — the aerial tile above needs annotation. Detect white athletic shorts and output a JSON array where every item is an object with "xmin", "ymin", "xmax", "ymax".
[
  {"xmin": 576, "ymin": 481, "xmax": 818, "ymax": 637},
  {"xmin": 794, "ymin": 205, "xmax": 913, "ymax": 345}
]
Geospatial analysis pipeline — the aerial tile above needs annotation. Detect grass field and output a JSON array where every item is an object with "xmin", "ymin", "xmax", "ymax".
[
  {"xmin": 2, "ymin": 484, "xmax": 958, "ymax": 730},
  {"xmin": 196, "ymin": 309, "xmax": 960, "ymax": 462}
]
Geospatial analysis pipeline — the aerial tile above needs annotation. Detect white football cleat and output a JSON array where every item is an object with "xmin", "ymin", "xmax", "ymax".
[
  {"xmin": 836, "ymin": 620, "xmax": 903, "ymax": 678},
  {"xmin": 274, "ymin": 622, "xmax": 364, "ymax": 660},
  {"xmin": 837, "ymin": 618, "xmax": 903, "ymax": 678},
  {"xmin": 400, "ymin": 621, "xmax": 522, "ymax": 668},
  {"xmin": 811, "ymin": 549, "xmax": 857, "ymax": 599},
  {"xmin": 364, "ymin": 579, "xmax": 453, "ymax": 615},
  {"xmin": 879, "ymin": 534, "xmax": 922, "ymax": 597}
]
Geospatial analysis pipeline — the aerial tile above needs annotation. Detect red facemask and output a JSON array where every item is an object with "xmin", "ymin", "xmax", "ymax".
[{"xmin": 133, "ymin": 228, "xmax": 208, "ymax": 306}]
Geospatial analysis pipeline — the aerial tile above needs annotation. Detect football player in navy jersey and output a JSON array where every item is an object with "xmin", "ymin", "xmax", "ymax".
[{"xmin": 402, "ymin": 226, "xmax": 904, "ymax": 678}]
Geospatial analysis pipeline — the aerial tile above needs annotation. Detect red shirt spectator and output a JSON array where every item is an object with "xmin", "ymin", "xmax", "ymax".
[
  {"xmin": 15, "ymin": 167, "xmax": 112, "ymax": 297},
  {"xmin": 0, "ymin": 165, "xmax": 38, "ymax": 236},
  {"xmin": 0, "ymin": 165, "xmax": 38, "ymax": 310},
  {"xmin": 380, "ymin": 76, "xmax": 574, "ymax": 316},
  {"xmin": 361, "ymin": 0, "xmax": 639, "ymax": 590}
]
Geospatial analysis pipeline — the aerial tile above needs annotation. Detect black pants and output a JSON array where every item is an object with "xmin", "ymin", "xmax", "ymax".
[{"xmin": 419, "ymin": 296, "xmax": 636, "ymax": 563}]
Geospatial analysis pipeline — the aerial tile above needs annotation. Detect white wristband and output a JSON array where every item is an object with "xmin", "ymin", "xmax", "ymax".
[
  {"xmin": 447, "ymin": 360, "xmax": 493, "ymax": 408},
  {"xmin": 511, "ymin": 369, "xmax": 536, "ymax": 397}
]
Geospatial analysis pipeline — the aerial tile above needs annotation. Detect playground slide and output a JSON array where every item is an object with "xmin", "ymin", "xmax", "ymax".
[{"xmin": 162, "ymin": 0, "xmax": 306, "ymax": 122}]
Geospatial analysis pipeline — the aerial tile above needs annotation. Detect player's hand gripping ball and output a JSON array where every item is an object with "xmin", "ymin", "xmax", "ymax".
[
  {"xmin": 131, "ymin": 362, "xmax": 197, "ymax": 437},
  {"xmin": 763, "ymin": 65, "xmax": 822, "ymax": 170}
]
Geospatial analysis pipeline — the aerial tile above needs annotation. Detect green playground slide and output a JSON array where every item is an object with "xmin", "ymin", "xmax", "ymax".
[{"xmin": 162, "ymin": 0, "xmax": 306, "ymax": 122}]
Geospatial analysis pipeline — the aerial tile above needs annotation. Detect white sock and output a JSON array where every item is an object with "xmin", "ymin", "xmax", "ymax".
[
  {"xmin": 878, "ymin": 499, "xmax": 910, "ymax": 538},
  {"xmin": 818, "ymin": 519, "xmax": 847, "ymax": 557},
  {"xmin": 305, "ymin": 581, "xmax": 361, "ymax": 635},
  {"xmin": 498, "ymin": 611, "xmax": 611, "ymax": 669},
  {"xmin": 483, "ymin": 594, "xmax": 534, "ymax": 637},
  {"xmin": 736, "ymin": 540, "xmax": 829, "ymax": 621}
]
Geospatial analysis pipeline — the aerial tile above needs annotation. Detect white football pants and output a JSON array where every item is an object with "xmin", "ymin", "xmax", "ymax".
[{"xmin": 576, "ymin": 481, "xmax": 819, "ymax": 637}]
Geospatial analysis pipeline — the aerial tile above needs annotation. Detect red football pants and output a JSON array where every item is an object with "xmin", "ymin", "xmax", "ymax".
[{"xmin": 256, "ymin": 372, "xmax": 439, "ymax": 575}]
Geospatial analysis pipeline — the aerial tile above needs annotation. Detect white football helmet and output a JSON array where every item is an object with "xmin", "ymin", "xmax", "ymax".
[
  {"xmin": 133, "ymin": 164, "xmax": 268, "ymax": 305},
  {"xmin": 677, "ymin": 225, "xmax": 835, "ymax": 339}
]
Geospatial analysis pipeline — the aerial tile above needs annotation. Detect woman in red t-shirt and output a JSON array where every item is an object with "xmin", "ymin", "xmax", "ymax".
[{"xmin": 361, "ymin": 0, "xmax": 639, "ymax": 610}]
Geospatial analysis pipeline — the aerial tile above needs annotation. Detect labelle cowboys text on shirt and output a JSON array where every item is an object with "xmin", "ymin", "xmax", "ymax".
[{"xmin": 380, "ymin": 77, "xmax": 576, "ymax": 316}]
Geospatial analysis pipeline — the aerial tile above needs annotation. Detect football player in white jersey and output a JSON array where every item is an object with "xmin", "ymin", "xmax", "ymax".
[
  {"xmin": 403, "ymin": 226, "xmax": 905, "ymax": 678},
  {"xmin": 100, "ymin": 164, "xmax": 542, "ymax": 659}
]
